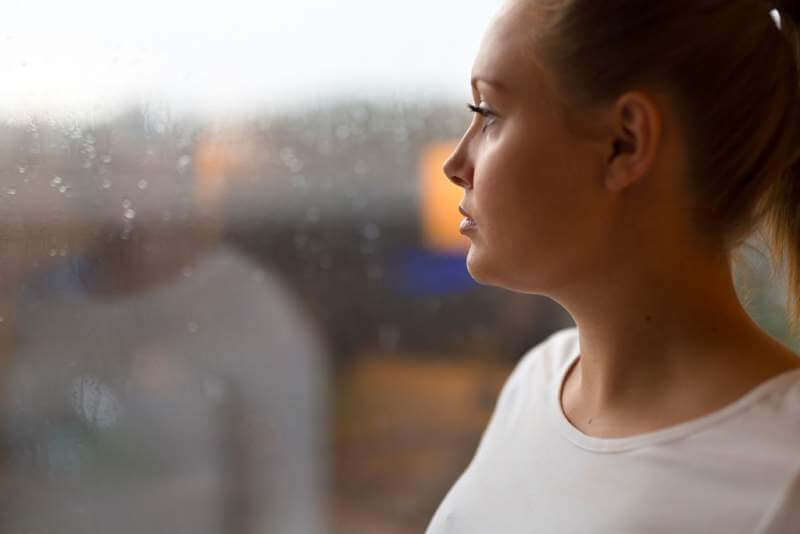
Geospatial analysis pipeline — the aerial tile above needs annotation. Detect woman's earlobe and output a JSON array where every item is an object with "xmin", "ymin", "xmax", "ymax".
[{"xmin": 605, "ymin": 137, "xmax": 638, "ymax": 192}]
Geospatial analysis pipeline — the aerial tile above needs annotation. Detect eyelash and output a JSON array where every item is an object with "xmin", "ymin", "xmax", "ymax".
[{"xmin": 467, "ymin": 103, "xmax": 496, "ymax": 132}]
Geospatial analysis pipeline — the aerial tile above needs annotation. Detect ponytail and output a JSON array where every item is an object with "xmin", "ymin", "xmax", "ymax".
[
  {"xmin": 762, "ymin": 2, "xmax": 800, "ymax": 334},
  {"xmin": 532, "ymin": 0, "xmax": 800, "ymax": 335}
]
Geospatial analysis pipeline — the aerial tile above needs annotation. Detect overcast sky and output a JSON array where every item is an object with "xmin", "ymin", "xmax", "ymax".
[{"xmin": 0, "ymin": 0, "xmax": 502, "ymax": 119}]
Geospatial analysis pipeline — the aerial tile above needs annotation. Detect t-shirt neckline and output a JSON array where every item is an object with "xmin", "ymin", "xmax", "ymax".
[{"xmin": 549, "ymin": 346, "xmax": 800, "ymax": 453}]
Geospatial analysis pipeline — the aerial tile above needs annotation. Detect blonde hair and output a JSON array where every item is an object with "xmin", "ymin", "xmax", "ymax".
[{"xmin": 526, "ymin": 0, "xmax": 800, "ymax": 331}]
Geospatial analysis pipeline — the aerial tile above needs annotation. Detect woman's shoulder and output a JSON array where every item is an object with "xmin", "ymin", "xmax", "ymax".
[
  {"xmin": 513, "ymin": 325, "xmax": 579, "ymax": 379},
  {"xmin": 495, "ymin": 326, "xmax": 579, "ymax": 406}
]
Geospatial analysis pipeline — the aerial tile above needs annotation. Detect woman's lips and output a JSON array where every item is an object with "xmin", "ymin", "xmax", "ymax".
[
  {"xmin": 458, "ymin": 205, "xmax": 477, "ymax": 233},
  {"xmin": 459, "ymin": 216, "xmax": 477, "ymax": 233}
]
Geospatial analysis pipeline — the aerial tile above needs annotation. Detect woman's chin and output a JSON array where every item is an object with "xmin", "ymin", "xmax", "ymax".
[
  {"xmin": 465, "ymin": 246, "xmax": 530, "ymax": 292},
  {"xmin": 465, "ymin": 247, "xmax": 494, "ymax": 285}
]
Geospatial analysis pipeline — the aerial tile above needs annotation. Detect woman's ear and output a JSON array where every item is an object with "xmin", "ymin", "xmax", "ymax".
[{"xmin": 605, "ymin": 91, "xmax": 662, "ymax": 193}]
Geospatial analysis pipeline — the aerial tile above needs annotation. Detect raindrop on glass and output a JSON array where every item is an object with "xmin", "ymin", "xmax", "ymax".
[
  {"xmin": 17, "ymin": 166, "xmax": 26, "ymax": 174},
  {"xmin": 306, "ymin": 206, "xmax": 321, "ymax": 223},
  {"xmin": 291, "ymin": 174, "xmax": 307, "ymax": 190},
  {"xmin": 48, "ymin": 248, "xmax": 57, "ymax": 257},
  {"xmin": 137, "ymin": 179, "xmax": 148, "ymax": 190},
  {"xmin": 70, "ymin": 375, "xmax": 122, "ymax": 428},
  {"xmin": 354, "ymin": 160, "xmax": 369, "ymax": 175},
  {"xmin": 58, "ymin": 186, "xmax": 67, "ymax": 193},
  {"xmin": 378, "ymin": 324, "xmax": 401, "ymax": 351},
  {"xmin": 363, "ymin": 222, "xmax": 381, "ymax": 241},
  {"xmin": 320, "ymin": 254, "xmax": 333, "ymax": 270},
  {"xmin": 6, "ymin": 188, "xmax": 16, "ymax": 196},
  {"xmin": 336, "ymin": 125, "xmax": 351, "ymax": 139},
  {"xmin": 367, "ymin": 264, "xmax": 383, "ymax": 280},
  {"xmin": 187, "ymin": 321, "xmax": 199, "ymax": 333},
  {"xmin": 294, "ymin": 233, "xmax": 309, "ymax": 250},
  {"xmin": 101, "ymin": 179, "xmax": 112, "ymax": 189},
  {"xmin": 123, "ymin": 208, "xmax": 136, "ymax": 220},
  {"xmin": 122, "ymin": 199, "xmax": 132, "ymax": 209},
  {"xmin": 176, "ymin": 155, "xmax": 192, "ymax": 172},
  {"xmin": 52, "ymin": 176, "xmax": 63, "ymax": 186}
]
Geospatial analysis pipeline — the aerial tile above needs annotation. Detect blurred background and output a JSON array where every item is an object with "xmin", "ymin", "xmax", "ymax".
[{"xmin": 0, "ymin": 1, "xmax": 797, "ymax": 533}]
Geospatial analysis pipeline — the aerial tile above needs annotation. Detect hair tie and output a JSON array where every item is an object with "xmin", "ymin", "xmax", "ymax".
[{"xmin": 773, "ymin": 1, "xmax": 800, "ymax": 22}]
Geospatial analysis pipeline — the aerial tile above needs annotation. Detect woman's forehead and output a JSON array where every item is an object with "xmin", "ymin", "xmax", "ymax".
[{"xmin": 471, "ymin": 5, "xmax": 552, "ymax": 103}]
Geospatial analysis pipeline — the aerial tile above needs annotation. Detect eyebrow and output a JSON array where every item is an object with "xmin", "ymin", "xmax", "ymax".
[{"xmin": 471, "ymin": 76, "xmax": 507, "ymax": 92}]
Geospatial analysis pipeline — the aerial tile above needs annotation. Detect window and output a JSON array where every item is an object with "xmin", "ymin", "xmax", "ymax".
[{"xmin": 1, "ymin": 2, "xmax": 795, "ymax": 533}]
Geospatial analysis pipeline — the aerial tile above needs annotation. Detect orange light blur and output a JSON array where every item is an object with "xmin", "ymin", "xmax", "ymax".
[
  {"xmin": 419, "ymin": 141, "xmax": 468, "ymax": 253},
  {"xmin": 193, "ymin": 129, "xmax": 253, "ymax": 214}
]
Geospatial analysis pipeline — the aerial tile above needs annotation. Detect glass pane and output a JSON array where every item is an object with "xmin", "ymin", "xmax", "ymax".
[{"xmin": 0, "ymin": 2, "xmax": 796, "ymax": 533}]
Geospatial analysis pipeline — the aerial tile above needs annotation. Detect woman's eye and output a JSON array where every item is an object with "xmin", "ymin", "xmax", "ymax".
[{"xmin": 466, "ymin": 103, "xmax": 496, "ymax": 132}]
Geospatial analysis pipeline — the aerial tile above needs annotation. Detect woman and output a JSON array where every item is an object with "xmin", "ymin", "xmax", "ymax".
[{"xmin": 427, "ymin": 1, "xmax": 800, "ymax": 532}]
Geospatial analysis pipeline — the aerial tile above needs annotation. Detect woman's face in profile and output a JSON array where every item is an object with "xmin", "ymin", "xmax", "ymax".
[{"xmin": 443, "ymin": 0, "xmax": 614, "ymax": 295}]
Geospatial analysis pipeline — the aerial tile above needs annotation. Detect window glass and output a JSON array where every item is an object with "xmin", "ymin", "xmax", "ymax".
[{"xmin": 0, "ymin": 2, "xmax": 796, "ymax": 533}]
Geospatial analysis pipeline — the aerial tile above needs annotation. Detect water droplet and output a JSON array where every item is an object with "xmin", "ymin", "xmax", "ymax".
[
  {"xmin": 6, "ymin": 188, "xmax": 16, "ymax": 196},
  {"xmin": 70, "ymin": 375, "xmax": 122, "ymax": 428},
  {"xmin": 354, "ymin": 160, "xmax": 369, "ymax": 175},
  {"xmin": 122, "ymin": 199, "xmax": 132, "ymax": 209},
  {"xmin": 293, "ymin": 233, "xmax": 308, "ymax": 250},
  {"xmin": 378, "ymin": 324, "xmax": 401, "ymax": 351},
  {"xmin": 123, "ymin": 208, "xmax": 136, "ymax": 220},
  {"xmin": 137, "ymin": 179, "xmax": 148, "ymax": 190},
  {"xmin": 187, "ymin": 321, "xmax": 199, "ymax": 333},
  {"xmin": 367, "ymin": 264, "xmax": 383, "ymax": 280},
  {"xmin": 336, "ymin": 124, "xmax": 351, "ymax": 139},
  {"xmin": 319, "ymin": 254, "xmax": 333, "ymax": 270},
  {"xmin": 280, "ymin": 147, "xmax": 304, "ymax": 172},
  {"xmin": 182, "ymin": 267, "xmax": 193, "ymax": 277},
  {"xmin": 394, "ymin": 127, "xmax": 409, "ymax": 143},
  {"xmin": 176, "ymin": 155, "xmax": 192, "ymax": 172},
  {"xmin": 48, "ymin": 248, "xmax": 57, "ymax": 257},
  {"xmin": 203, "ymin": 377, "xmax": 225, "ymax": 402},
  {"xmin": 351, "ymin": 196, "xmax": 367, "ymax": 211},
  {"xmin": 306, "ymin": 206, "xmax": 320, "ymax": 223},
  {"xmin": 17, "ymin": 166, "xmax": 26, "ymax": 174},
  {"xmin": 101, "ymin": 155, "xmax": 112, "ymax": 164},
  {"xmin": 101, "ymin": 179, "xmax": 112, "ymax": 189},
  {"xmin": 59, "ymin": 248, "xmax": 67, "ymax": 256},
  {"xmin": 291, "ymin": 174, "xmax": 307, "ymax": 190},
  {"xmin": 363, "ymin": 222, "xmax": 381, "ymax": 241},
  {"xmin": 58, "ymin": 186, "xmax": 67, "ymax": 193},
  {"xmin": 351, "ymin": 107, "xmax": 369, "ymax": 123},
  {"xmin": 52, "ymin": 176, "xmax": 63, "ymax": 185}
]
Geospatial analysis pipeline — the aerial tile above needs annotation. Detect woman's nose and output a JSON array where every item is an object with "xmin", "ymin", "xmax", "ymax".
[{"xmin": 443, "ymin": 141, "xmax": 472, "ymax": 190}]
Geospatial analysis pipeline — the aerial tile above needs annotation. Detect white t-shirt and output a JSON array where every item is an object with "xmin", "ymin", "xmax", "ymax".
[{"xmin": 425, "ymin": 326, "xmax": 800, "ymax": 534}]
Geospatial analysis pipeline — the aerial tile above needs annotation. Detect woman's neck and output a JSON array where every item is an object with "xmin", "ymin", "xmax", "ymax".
[{"xmin": 558, "ymin": 247, "xmax": 800, "ymax": 438}]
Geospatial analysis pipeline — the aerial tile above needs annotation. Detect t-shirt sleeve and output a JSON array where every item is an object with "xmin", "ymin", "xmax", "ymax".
[
  {"xmin": 468, "ymin": 340, "xmax": 543, "ymax": 462},
  {"xmin": 757, "ymin": 459, "xmax": 800, "ymax": 533}
]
